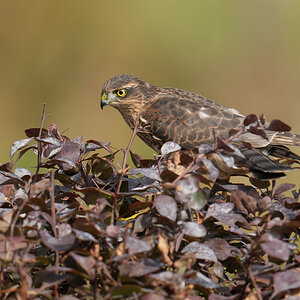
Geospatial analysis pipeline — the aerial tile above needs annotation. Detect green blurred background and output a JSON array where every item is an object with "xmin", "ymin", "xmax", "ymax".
[{"xmin": 1, "ymin": 0, "xmax": 300, "ymax": 182}]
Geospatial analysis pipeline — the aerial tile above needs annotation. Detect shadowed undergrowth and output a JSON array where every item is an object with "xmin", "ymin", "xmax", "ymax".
[{"xmin": 0, "ymin": 111, "xmax": 299, "ymax": 300}]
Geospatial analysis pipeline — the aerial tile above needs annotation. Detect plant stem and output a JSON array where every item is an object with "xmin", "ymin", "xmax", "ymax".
[
  {"xmin": 112, "ymin": 120, "xmax": 140, "ymax": 222},
  {"xmin": 35, "ymin": 104, "xmax": 48, "ymax": 176}
]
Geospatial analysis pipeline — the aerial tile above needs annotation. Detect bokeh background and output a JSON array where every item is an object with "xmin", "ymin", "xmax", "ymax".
[{"xmin": 1, "ymin": 0, "xmax": 300, "ymax": 182}]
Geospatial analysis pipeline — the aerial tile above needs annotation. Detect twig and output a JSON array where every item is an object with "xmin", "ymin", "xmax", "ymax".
[
  {"xmin": 115, "ymin": 120, "xmax": 140, "ymax": 194},
  {"xmin": 49, "ymin": 170, "xmax": 59, "ymax": 298},
  {"xmin": 49, "ymin": 170, "xmax": 57, "ymax": 238},
  {"xmin": 93, "ymin": 268, "xmax": 98, "ymax": 300},
  {"xmin": 239, "ymin": 215, "xmax": 271, "ymax": 300},
  {"xmin": 35, "ymin": 104, "xmax": 49, "ymax": 176},
  {"xmin": 248, "ymin": 265, "xmax": 263, "ymax": 300},
  {"xmin": 79, "ymin": 162, "xmax": 90, "ymax": 187},
  {"xmin": 17, "ymin": 262, "xmax": 27, "ymax": 300},
  {"xmin": 171, "ymin": 154, "xmax": 205, "ymax": 185},
  {"xmin": 111, "ymin": 119, "xmax": 140, "ymax": 222},
  {"xmin": 10, "ymin": 197, "xmax": 28, "ymax": 240}
]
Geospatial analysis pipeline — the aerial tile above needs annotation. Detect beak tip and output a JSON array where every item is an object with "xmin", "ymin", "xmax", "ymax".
[
  {"xmin": 100, "ymin": 99, "xmax": 105, "ymax": 110},
  {"xmin": 100, "ymin": 92, "xmax": 108, "ymax": 109}
]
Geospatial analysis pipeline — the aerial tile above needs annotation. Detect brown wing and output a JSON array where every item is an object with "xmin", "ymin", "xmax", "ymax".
[
  {"xmin": 141, "ymin": 96, "xmax": 244, "ymax": 150},
  {"xmin": 140, "ymin": 94, "xmax": 297, "ymax": 179}
]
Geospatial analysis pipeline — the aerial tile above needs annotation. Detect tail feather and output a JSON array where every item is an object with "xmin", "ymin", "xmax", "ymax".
[
  {"xmin": 240, "ymin": 147, "xmax": 292, "ymax": 173},
  {"xmin": 267, "ymin": 131, "xmax": 300, "ymax": 146},
  {"xmin": 249, "ymin": 169, "xmax": 286, "ymax": 180},
  {"xmin": 265, "ymin": 145, "xmax": 300, "ymax": 161}
]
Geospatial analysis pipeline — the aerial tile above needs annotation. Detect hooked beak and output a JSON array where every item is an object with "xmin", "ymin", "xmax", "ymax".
[
  {"xmin": 100, "ymin": 92, "xmax": 108, "ymax": 109},
  {"xmin": 100, "ymin": 92, "xmax": 118, "ymax": 109}
]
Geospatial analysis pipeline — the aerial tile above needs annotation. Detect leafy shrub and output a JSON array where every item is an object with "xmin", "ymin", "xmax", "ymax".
[{"xmin": 0, "ymin": 112, "xmax": 299, "ymax": 299}]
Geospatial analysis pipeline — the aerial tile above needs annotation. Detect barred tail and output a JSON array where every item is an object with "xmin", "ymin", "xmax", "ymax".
[
  {"xmin": 267, "ymin": 131, "xmax": 300, "ymax": 146},
  {"xmin": 241, "ymin": 147, "xmax": 292, "ymax": 173}
]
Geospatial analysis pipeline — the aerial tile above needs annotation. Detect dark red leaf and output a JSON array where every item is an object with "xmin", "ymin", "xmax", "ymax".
[
  {"xmin": 119, "ymin": 259, "xmax": 161, "ymax": 277},
  {"xmin": 73, "ymin": 229, "xmax": 98, "ymax": 242},
  {"xmin": 248, "ymin": 126, "xmax": 268, "ymax": 140},
  {"xmin": 205, "ymin": 203, "xmax": 248, "ymax": 228},
  {"xmin": 130, "ymin": 150, "xmax": 143, "ymax": 167},
  {"xmin": 272, "ymin": 270, "xmax": 300, "ymax": 298},
  {"xmin": 198, "ymin": 143, "xmax": 215, "ymax": 155},
  {"xmin": 155, "ymin": 195, "xmax": 177, "ymax": 222},
  {"xmin": 85, "ymin": 142, "xmax": 101, "ymax": 153},
  {"xmin": 0, "ymin": 171, "xmax": 24, "ymax": 185},
  {"xmin": 181, "ymin": 241, "xmax": 218, "ymax": 262},
  {"xmin": 259, "ymin": 113, "xmax": 266, "ymax": 125},
  {"xmin": 219, "ymin": 153, "xmax": 235, "ymax": 168},
  {"xmin": 132, "ymin": 214, "xmax": 153, "ymax": 234},
  {"xmin": 206, "ymin": 238, "xmax": 231, "ymax": 261},
  {"xmin": 249, "ymin": 177, "xmax": 270, "ymax": 189},
  {"xmin": 201, "ymin": 158, "xmax": 219, "ymax": 180},
  {"xmin": 25, "ymin": 128, "xmax": 48, "ymax": 138},
  {"xmin": 284, "ymin": 197, "xmax": 300, "ymax": 209},
  {"xmin": 72, "ymin": 218, "xmax": 101, "ymax": 236},
  {"xmin": 40, "ymin": 231, "xmax": 75, "ymax": 252},
  {"xmin": 40, "ymin": 212, "xmax": 56, "ymax": 234},
  {"xmin": 205, "ymin": 203, "xmax": 234, "ymax": 218},
  {"xmin": 92, "ymin": 157, "xmax": 115, "ymax": 180},
  {"xmin": 147, "ymin": 271, "xmax": 182, "ymax": 284},
  {"xmin": 189, "ymin": 189, "xmax": 207, "ymax": 210},
  {"xmin": 120, "ymin": 201, "xmax": 151, "ymax": 218},
  {"xmin": 14, "ymin": 167, "xmax": 31, "ymax": 179},
  {"xmin": 267, "ymin": 119, "xmax": 291, "ymax": 132},
  {"xmin": 74, "ymin": 186, "xmax": 110, "ymax": 205},
  {"xmin": 86, "ymin": 139, "xmax": 112, "ymax": 153},
  {"xmin": 257, "ymin": 196, "xmax": 271, "ymax": 211},
  {"xmin": 0, "ymin": 184, "xmax": 15, "ymax": 197},
  {"xmin": 53, "ymin": 140, "xmax": 81, "ymax": 170},
  {"xmin": 106, "ymin": 224, "xmax": 121, "ymax": 237},
  {"xmin": 274, "ymin": 183, "xmax": 296, "ymax": 197},
  {"xmin": 34, "ymin": 270, "xmax": 73, "ymax": 289},
  {"xmin": 160, "ymin": 168, "xmax": 178, "ymax": 182},
  {"xmin": 185, "ymin": 271, "xmax": 219, "ymax": 289},
  {"xmin": 244, "ymin": 114, "xmax": 258, "ymax": 126},
  {"xmin": 230, "ymin": 190, "xmax": 257, "ymax": 214},
  {"xmin": 35, "ymin": 137, "xmax": 61, "ymax": 146},
  {"xmin": 0, "ymin": 161, "xmax": 13, "ymax": 172},
  {"xmin": 10, "ymin": 137, "xmax": 33, "ymax": 158},
  {"xmin": 69, "ymin": 252, "xmax": 96, "ymax": 279},
  {"xmin": 126, "ymin": 236, "xmax": 152, "ymax": 255},
  {"xmin": 48, "ymin": 123, "xmax": 62, "ymax": 140},
  {"xmin": 140, "ymin": 159, "xmax": 157, "ymax": 168},
  {"xmin": 179, "ymin": 151, "xmax": 193, "ymax": 164},
  {"xmin": 129, "ymin": 168, "xmax": 161, "ymax": 181},
  {"xmin": 260, "ymin": 233, "xmax": 290, "ymax": 261},
  {"xmin": 176, "ymin": 175, "xmax": 199, "ymax": 197},
  {"xmin": 161, "ymin": 141, "xmax": 181, "ymax": 156},
  {"xmin": 180, "ymin": 222, "xmax": 207, "ymax": 238}
]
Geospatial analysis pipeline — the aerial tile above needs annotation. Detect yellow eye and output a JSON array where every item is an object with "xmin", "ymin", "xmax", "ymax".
[{"xmin": 115, "ymin": 89, "xmax": 127, "ymax": 98}]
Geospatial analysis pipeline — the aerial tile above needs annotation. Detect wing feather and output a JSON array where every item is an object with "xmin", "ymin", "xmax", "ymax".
[{"xmin": 142, "ymin": 96, "xmax": 244, "ymax": 149}]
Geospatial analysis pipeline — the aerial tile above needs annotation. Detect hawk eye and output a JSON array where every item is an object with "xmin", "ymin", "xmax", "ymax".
[{"xmin": 115, "ymin": 89, "xmax": 127, "ymax": 98}]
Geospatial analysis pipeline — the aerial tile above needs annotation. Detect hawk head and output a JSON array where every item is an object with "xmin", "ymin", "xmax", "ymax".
[{"xmin": 100, "ymin": 74, "xmax": 153, "ymax": 110}]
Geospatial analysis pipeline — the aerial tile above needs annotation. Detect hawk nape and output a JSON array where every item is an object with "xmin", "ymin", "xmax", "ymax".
[{"xmin": 100, "ymin": 74, "xmax": 300, "ymax": 180}]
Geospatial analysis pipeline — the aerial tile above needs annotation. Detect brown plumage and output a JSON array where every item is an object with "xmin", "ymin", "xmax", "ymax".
[{"xmin": 101, "ymin": 74, "xmax": 300, "ymax": 179}]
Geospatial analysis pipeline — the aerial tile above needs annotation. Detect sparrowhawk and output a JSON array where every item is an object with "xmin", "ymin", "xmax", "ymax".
[{"xmin": 100, "ymin": 74, "xmax": 300, "ymax": 180}]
